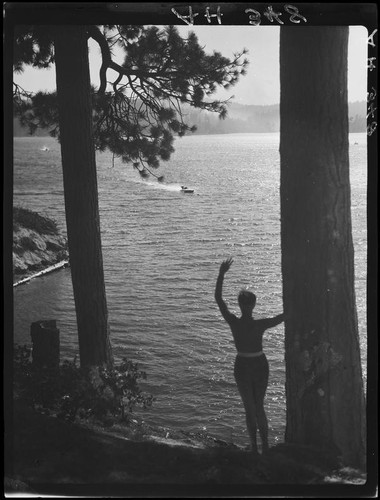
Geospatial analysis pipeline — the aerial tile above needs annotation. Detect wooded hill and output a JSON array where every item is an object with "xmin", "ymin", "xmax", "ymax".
[
  {"xmin": 184, "ymin": 100, "xmax": 367, "ymax": 134},
  {"xmin": 13, "ymin": 101, "xmax": 367, "ymax": 136}
]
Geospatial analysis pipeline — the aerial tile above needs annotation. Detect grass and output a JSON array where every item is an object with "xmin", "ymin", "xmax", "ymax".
[{"xmin": 13, "ymin": 206, "xmax": 59, "ymax": 235}]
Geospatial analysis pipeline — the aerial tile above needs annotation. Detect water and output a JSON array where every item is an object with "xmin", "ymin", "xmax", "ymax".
[{"xmin": 13, "ymin": 133, "xmax": 367, "ymax": 447}]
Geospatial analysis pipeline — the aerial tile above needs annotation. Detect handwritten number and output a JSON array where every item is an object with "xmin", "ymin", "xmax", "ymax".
[
  {"xmin": 367, "ymin": 122, "xmax": 377, "ymax": 136},
  {"xmin": 367, "ymin": 87, "xmax": 377, "ymax": 102},
  {"xmin": 263, "ymin": 5, "xmax": 284, "ymax": 25},
  {"xmin": 285, "ymin": 4, "xmax": 307, "ymax": 23}
]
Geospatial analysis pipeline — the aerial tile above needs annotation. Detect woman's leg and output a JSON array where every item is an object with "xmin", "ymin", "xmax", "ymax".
[
  {"xmin": 256, "ymin": 403, "xmax": 269, "ymax": 453},
  {"xmin": 240, "ymin": 387, "xmax": 259, "ymax": 452},
  {"xmin": 234, "ymin": 359, "xmax": 259, "ymax": 453},
  {"xmin": 253, "ymin": 357, "xmax": 269, "ymax": 453}
]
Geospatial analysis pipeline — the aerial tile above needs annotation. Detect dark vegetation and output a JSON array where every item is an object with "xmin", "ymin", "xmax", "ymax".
[
  {"xmin": 13, "ymin": 344, "xmax": 154, "ymax": 425},
  {"xmin": 13, "ymin": 206, "xmax": 59, "ymax": 235},
  {"xmin": 16, "ymin": 235, "xmax": 38, "ymax": 252}
]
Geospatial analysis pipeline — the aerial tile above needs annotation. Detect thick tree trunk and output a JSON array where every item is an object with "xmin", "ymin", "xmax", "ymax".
[
  {"xmin": 279, "ymin": 27, "xmax": 365, "ymax": 467},
  {"xmin": 54, "ymin": 26, "xmax": 113, "ymax": 368}
]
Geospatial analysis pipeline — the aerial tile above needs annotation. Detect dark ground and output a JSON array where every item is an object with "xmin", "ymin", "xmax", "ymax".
[{"xmin": 5, "ymin": 399, "xmax": 369, "ymax": 498}]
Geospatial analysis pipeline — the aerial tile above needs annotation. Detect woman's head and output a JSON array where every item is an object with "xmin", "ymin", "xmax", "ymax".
[{"xmin": 238, "ymin": 290, "xmax": 256, "ymax": 313}]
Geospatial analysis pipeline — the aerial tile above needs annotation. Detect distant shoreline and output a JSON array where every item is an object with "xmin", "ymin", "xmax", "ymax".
[
  {"xmin": 13, "ymin": 130, "xmax": 368, "ymax": 139},
  {"xmin": 13, "ymin": 101, "xmax": 367, "ymax": 137}
]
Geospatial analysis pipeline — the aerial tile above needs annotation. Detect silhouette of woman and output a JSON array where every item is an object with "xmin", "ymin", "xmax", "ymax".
[{"xmin": 215, "ymin": 258, "xmax": 284, "ymax": 454}]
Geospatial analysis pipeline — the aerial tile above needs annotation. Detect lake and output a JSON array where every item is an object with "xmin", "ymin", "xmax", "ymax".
[{"xmin": 13, "ymin": 132, "xmax": 367, "ymax": 447}]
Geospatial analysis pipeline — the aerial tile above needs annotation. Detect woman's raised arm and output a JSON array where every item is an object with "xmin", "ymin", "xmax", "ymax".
[{"xmin": 215, "ymin": 258, "xmax": 235, "ymax": 324}]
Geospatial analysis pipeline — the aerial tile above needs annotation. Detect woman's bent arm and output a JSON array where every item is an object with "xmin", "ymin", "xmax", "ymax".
[{"xmin": 261, "ymin": 313, "xmax": 284, "ymax": 329}]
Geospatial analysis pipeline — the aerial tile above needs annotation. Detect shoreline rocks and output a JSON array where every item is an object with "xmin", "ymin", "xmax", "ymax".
[{"xmin": 13, "ymin": 208, "xmax": 69, "ymax": 283}]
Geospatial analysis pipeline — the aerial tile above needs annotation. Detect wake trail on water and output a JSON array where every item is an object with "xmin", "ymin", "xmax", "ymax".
[
  {"xmin": 143, "ymin": 181, "xmax": 184, "ymax": 192},
  {"xmin": 109, "ymin": 166, "xmax": 192, "ymax": 193},
  {"xmin": 126, "ymin": 175, "xmax": 188, "ymax": 192}
]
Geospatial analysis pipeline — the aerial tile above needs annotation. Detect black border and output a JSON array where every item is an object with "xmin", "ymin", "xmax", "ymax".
[
  {"xmin": 4, "ymin": 2, "xmax": 378, "ymax": 498},
  {"xmin": 2, "ymin": 2, "xmax": 379, "ymax": 26}
]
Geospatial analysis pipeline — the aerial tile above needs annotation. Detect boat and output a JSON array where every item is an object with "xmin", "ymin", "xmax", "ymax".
[{"xmin": 180, "ymin": 185, "xmax": 194, "ymax": 194}]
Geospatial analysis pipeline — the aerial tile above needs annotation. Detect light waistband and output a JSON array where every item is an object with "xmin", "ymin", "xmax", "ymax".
[{"xmin": 237, "ymin": 351, "xmax": 263, "ymax": 358}]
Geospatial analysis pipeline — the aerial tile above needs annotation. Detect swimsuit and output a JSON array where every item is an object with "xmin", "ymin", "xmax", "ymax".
[
  {"xmin": 237, "ymin": 351, "xmax": 263, "ymax": 358},
  {"xmin": 234, "ymin": 352, "xmax": 269, "ymax": 403}
]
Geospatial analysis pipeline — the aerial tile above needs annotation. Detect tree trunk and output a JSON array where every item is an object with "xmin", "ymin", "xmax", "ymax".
[
  {"xmin": 279, "ymin": 27, "xmax": 365, "ymax": 467},
  {"xmin": 30, "ymin": 320, "xmax": 60, "ymax": 369},
  {"xmin": 54, "ymin": 26, "xmax": 113, "ymax": 368}
]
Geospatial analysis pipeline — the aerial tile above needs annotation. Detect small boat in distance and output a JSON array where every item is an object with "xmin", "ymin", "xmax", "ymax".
[
  {"xmin": 41, "ymin": 147, "xmax": 50, "ymax": 152},
  {"xmin": 180, "ymin": 185, "xmax": 194, "ymax": 194}
]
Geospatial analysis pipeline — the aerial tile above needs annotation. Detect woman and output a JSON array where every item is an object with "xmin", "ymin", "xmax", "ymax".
[{"xmin": 215, "ymin": 257, "xmax": 284, "ymax": 454}]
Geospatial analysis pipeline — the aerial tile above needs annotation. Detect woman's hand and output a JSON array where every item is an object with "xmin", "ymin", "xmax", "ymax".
[{"xmin": 219, "ymin": 257, "xmax": 234, "ymax": 275}]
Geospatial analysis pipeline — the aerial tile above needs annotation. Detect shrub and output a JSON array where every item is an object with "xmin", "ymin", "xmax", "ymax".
[
  {"xmin": 13, "ymin": 207, "xmax": 58, "ymax": 235},
  {"xmin": 13, "ymin": 344, "xmax": 154, "ymax": 425},
  {"xmin": 18, "ymin": 236, "xmax": 38, "ymax": 251}
]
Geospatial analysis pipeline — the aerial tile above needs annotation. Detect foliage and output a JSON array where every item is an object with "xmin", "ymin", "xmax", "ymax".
[
  {"xmin": 13, "ymin": 25, "xmax": 55, "ymax": 72},
  {"xmin": 13, "ymin": 344, "xmax": 154, "ymax": 425},
  {"xmin": 13, "ymin": 206, "xmax": 58, "ymax": 235},
  {"xmin": 13, "ymin": 87, "xmax": 59, "ymax": 137},
  {"xmin": 13, "ymin": 25, "xmax": 248, "ymax": 180},
  {"xmin": 17, "ymin": 235, "xmax": 38, "ymax": 252}
]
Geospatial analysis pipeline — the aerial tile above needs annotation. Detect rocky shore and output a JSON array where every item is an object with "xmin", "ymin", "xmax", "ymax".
[{"xmin": 13, "ymin": 207, "xmax": 69, "ymax": 284}]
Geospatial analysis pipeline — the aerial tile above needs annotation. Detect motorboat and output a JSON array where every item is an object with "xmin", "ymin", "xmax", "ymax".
[{"xmin": 180, "ymin": 185, "xmax": 194, "ymax": 194}]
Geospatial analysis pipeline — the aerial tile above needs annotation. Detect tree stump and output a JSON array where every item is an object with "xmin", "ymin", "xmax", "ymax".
[{"xmin": 30, "ymin": 320, "xmax": 60, "ymax": 369}]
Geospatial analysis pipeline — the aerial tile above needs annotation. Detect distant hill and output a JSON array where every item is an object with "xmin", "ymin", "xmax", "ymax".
[
  {"xmin": 185, "ymin": 103, "xmax": 280, "ymax": 134},
  {"xmin": 185, "ymin": 101, "xmax": 367, "ymax": 134},
  {"xmin": 13, "ymin": 101, "xmax": 367, "ymax": 137}
]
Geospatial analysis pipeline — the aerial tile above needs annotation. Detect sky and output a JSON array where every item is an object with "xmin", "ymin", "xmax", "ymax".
[{"xmin": 13, "ymin": 26, "xmax": 368, "ymax": 105}]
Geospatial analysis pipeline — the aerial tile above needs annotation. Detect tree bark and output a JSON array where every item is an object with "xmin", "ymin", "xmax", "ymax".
[
  {"xmin": 30, "ymin": 320, "xmax": 60, "ymax": 369},
  {"xmin": 54, "ymin": 26, "xmax": 113, "ymax": 368},
  {"xmin": 280, "ymin": 27, "xmax": 366, "ymax": 467}
]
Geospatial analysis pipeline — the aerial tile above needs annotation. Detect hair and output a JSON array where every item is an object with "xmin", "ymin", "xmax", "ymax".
[{"xmin": 238, "ymin": 290, "xmax": 256, "ymax": 309}]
